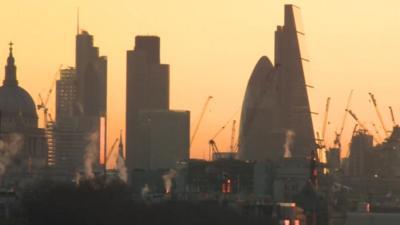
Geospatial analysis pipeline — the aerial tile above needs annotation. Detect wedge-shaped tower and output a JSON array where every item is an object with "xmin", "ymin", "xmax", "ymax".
[{"xmin": 239, "ymin": 5, "xmax": 315, "ymax": 161}]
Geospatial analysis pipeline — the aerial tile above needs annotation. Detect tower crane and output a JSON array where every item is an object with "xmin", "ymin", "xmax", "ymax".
[
  {"xmin": 368, "ymin": 92, "xmax": 389, "ymax": 137},
  {"xmin": 333, "ymin": 90, "xmax": 353, "ymax": 149},
  {"xmin": 190, "ymin": 96, "xmax": 213, "ymax": 149},
  {"xmin": 389, "ymin": 106, "xmax": 397, "ymax": 127},
  {"xmin": 371, "ymin": 123, "xmax": 383, "ymax": 142},
  {"xmin": 37, "ymin": 65, "xmax": 62, "ymax": 128},
  {"xmin": 105, "ymin": 138, "xmax": 119, "ymax": 166},
  {"xmin": 345, "ymin": 124, "xmax": 359, "ymax": 159},
  {"xmin": 208, "ymin": 139, "xmax": 220, "ymax": 155},
  {"xmin": 321, "ymin": 97, "xmax": 331, "ymax": 145},
  {"xmin": 230, "ymin": 120, "xmax": 236, "ymax": 152},
  {"xmin": 347, "ymin": 109, "xmax": 379, "ymax": 143}
]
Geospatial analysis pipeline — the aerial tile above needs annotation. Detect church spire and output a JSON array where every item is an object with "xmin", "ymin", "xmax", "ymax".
[{"xmin": 4, "ymin": 42, "xmax": 18, "ymax": 86}]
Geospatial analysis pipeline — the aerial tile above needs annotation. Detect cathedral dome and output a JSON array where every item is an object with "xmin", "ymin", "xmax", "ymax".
[
  {"xmin": 0, "ymin": 85, "xmax": 37, "ymax": 118},
  {"xmin": 0, "ymin": 43, "xmax": 38, "ymax": 120}
]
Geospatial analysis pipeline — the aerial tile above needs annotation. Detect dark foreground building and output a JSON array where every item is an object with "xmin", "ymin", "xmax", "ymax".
[{"xmin": 239, "ymin": 4, "xmax": 315, "ymax": 162}]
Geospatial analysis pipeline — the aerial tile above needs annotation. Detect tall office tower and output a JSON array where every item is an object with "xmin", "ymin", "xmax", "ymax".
[
  {"xmin": 239, "ymin": 5, "xmax": 315, "ymax": 161},
  {"xmin": 126, "ymin": 36, "xmax": 170, "ymax": 170},
  {"xmin": 52, "ymin": 31, "xmax": 106, "ymax": 176},
  {"xmin": 75, "ymin": 30, "xmax": 107, "ymax": 171},
  {"xmin": 75, "ymin": 30, "xmax": 107, "ymax": 117},
  {"xmin": 56, "ymin": 67, "xmax": 77, "ymax": 118}
]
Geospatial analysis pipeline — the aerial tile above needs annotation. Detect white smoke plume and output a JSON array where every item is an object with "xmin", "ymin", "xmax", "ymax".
[
  {"xmin": 75, "ymin": 172, "xmax": 81, "ymax": 187},
  {"xmin": 0, "ymin": 133, "xmax": 24, "ymax": 176},
  {"xmin": 162, "ymin": 169, "xmax": 177, "ymax": 194},
  {"xmin": 83, "ymin": 131, "xmax": 99, "ymax": 179},
  {"xmin": 141, "ymin": 184, "xmax": 150, "ymax": 199},
  {"xmin": 283, "ymin": 130, "xmax": 295, "ymax": 158},
  {"xmin": 116, "ymin": 156, "xmax": 127, "ymax": 183}
]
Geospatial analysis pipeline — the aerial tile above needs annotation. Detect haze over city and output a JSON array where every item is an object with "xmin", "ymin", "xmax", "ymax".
[
  {"xmin": 2, "ymin": 0, "xmax": 400, "ymax": 161},
  {"xmin": 3, "ymin": 1, "xmax": 400, "ymax": 225}
]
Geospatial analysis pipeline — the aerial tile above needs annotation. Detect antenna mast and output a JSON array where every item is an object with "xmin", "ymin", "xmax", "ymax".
[{"xmin": 77, "ymin": 7, "xmax": 80, "ymax": 34}]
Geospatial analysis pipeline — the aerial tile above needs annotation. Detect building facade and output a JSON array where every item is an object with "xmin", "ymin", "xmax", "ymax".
[{"xmin": 136, "ymin": 110, "xmax": 190, "ymax": 170}]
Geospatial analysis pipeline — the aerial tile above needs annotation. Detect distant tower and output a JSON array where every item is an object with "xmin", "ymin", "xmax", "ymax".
[
  {"xmin": 125, "ymin": 36, "xmax": 170, "ymax": 170},
  {"xmin": 239, "ymin": 5, "xmax": 315, "ymax": 161}
]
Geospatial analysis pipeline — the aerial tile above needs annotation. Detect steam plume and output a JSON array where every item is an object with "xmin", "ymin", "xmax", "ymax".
[
  {"xmin": 83, "ymin": 131, "xmax": 99, "ymax": 179},
  {"xmin": 0, "ymin": 133, "xmax": 23, "ymax": 176},
  {"xmin": 162, "ymin": 169, "xmax": 176, "ymax": 194},
  {"xmin": 141, "ymin": 184, "xmax": 150, "ymax": 199},
  {"xmin": 283, "ymin": 130, "xmax": 295, "ymax": 158},
  {"xmin": 116, "ymin": 156, "xmax": 127, "ymax": 183},
  {"xmin": 75, "ymin": 172, "xmax": 81, "ymax": 186}
]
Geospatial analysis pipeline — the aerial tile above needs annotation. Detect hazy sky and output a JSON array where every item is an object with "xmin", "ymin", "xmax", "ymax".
[{"xmin": 1, "ymin": 1, "xmax": 400, "ymax": 164}]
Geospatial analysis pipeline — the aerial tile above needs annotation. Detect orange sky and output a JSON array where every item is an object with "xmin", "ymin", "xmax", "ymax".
[{"xmin": 1, "ymin": 1, "xmax": 400, "ymax": 166}]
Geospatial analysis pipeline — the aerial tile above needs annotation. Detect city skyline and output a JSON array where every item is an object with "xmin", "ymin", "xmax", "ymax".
[{"xmin": 2, "ymin": 1, "xmax": 400, "ymax": 160}]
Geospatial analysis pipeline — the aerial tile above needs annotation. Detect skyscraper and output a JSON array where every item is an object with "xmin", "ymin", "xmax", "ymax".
[
  {"xmin": 239, "ymin": 5, "xmax": 315, "ymax": 161},
  {"xmin": 75, "ymin": 30, "xmax": 107, "ymax": 117},
  {"xmin": 53, "ymin": 31, "xmax": 107, "ymax": 176},
  {"xmin": 126, "ymin": 36, "xmax": 170, "ymax": 170}
]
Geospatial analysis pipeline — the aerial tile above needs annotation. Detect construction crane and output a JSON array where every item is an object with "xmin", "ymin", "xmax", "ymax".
[
  {"xmin": 345, "ymin": 124, "xmax": 359, "ymax": 158},
  {"xmin": 333, "ymin": 90, "xmax": 353, "ymax": 149},
  {"xmin": 37, "ymin": 65, "xmax": 62, "ymax": 128},
  {"xmin": 368, "ymin": 92, "xmax": 389, "ymax": 137},
  {"xmin": 190, "ymin": 96, "xmax": 213, "ymax": 149},
  {"xmin": 347, "ymin": 109, "xmax": 379, "ymax": 143},
  {"xmin": 389, "ymin": 106, "xmax": 397, "ymax": 127},
  {"xmin": 230, "ymin": 120, "xmax": 236, "ymax": 152},
  {"xmin": 208, "ymin": 139, "xmax": 220, "ymax": 157},
  {"xmin": 105, "ymin": 138, "xmax": 119, "ymax": 166},
  {"xmin": 321, "ymin": 97, "xmax": 331, "ymax": 145},
  {"xmin": 371, "ymin": 123, "xmax": 383, "ymax": 142},
  {"xmin": 208, "ymin": 109, "xmax": 239, "ymax": 157}
]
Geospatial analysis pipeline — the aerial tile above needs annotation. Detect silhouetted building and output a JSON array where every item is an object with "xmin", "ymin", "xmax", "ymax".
[
  {"xmin": 326, "ymin": 147, "xmax": 341, "ymax": 172},
  {"xmin": 0, "ymin": 43, "xmax": 48, "ymax": 179},
  {"xmin": 56, "ymin": 67, "xmax": 77, "ymax": 118},
  {"xmin": 137, "ymin": 110, "xmax": 189, "ymax": 170},
  {"xmin": 348, "ymin": 130, "xmax": 373, "ymax": 177},
  {"xmin": 52, "ymin": 30, "xmax": 106, "ymax": 177},
  {"xmin": 126, "ymin": 36, "xmax": 170, "ymax": 170},
  {"xmin": 53, "ymin": 116, "xmax": 100, "ymax": 175},
  {"xmin": 75, "ymin": 31, "xmax": 107, "ymax": 117},
  {"xmin": 239, "ymin": 4, "xmax": 315, "ymax": 162}
]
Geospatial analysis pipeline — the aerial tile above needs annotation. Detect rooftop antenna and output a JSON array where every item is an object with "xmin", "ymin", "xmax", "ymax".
[{"xmin": 77, "ymin": 7, "xmax": 80, "ymax": 34}]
